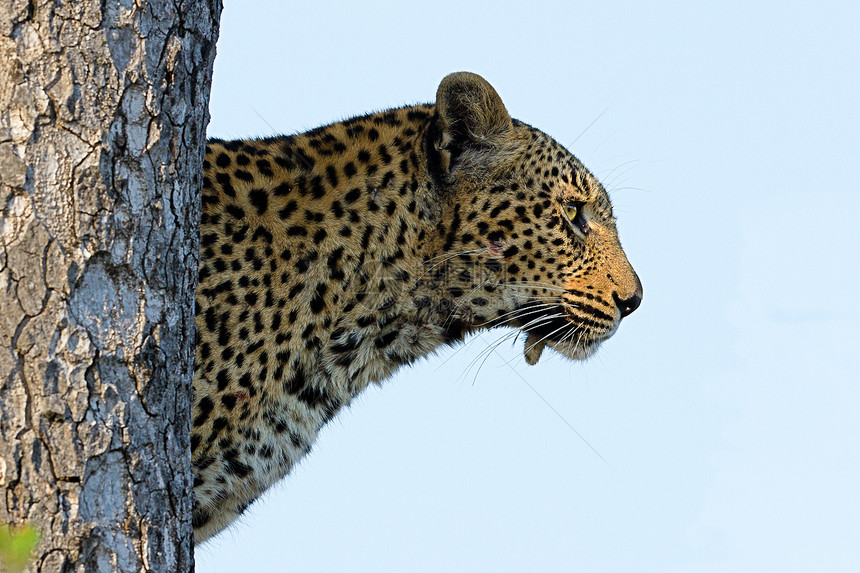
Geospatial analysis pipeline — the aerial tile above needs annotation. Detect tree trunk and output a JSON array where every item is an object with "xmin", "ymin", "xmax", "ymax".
[{"xmin": 0, "ymin": 0, "xmax": 221, "ymax": 570}]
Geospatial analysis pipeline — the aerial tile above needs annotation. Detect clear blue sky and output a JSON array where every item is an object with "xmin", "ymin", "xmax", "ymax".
[{"xmin": 196, "ymin": 2, "xmax": 860, "ymax": 571}]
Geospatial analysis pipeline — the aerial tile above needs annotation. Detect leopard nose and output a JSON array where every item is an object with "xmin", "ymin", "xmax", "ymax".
[{"xmin": 613, "ymin": 292, "xmax": 642, "ymax": 318}]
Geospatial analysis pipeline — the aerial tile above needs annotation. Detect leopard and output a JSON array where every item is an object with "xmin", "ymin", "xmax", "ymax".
[{"xmin": 192, "ymin": 72, "xmax": 642, "ymax": 543}]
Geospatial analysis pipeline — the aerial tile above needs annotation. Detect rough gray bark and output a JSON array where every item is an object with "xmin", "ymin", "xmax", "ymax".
[{"xmin": 0, "ymin": 0, "xmax": 221, "ymax": 571}]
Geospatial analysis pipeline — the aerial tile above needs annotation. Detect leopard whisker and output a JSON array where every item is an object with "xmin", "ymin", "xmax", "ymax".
[
  {"xmin": 457, "ymin": 330, "xmax": 519, "ymax": 385},
  {"xmin": 523, "ymin": 321, "xmax": 577, "ymax": 357},
  {"xmin": 485, "ymin": 301, "xmax": 560, "ymax": 322},
  {"xmin": 483, "ymin": 304, "xmax": 563, "ymax": 329}
]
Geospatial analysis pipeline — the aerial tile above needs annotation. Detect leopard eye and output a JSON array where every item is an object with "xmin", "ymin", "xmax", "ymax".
[{"xmin": 564, "ymin": 202, "xmax": 588, "ymax": 234}]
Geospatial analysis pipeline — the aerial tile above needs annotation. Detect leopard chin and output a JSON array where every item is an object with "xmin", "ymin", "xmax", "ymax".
[{"xmin": 523, "ymin": 331, "xmax": 606, "ymax": 365}]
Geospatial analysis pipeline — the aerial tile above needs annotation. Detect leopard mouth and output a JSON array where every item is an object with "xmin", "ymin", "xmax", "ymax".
[
  {"xmin": 510, "ymin": 300, "xmax": 608, "ymax": 365},
  {"xmin": 523, "ymin": 331, "xmax": 606, "ymax": 365}
]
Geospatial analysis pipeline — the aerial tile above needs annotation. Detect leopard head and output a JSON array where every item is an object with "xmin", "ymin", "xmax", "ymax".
[{"xmin": 429, "ymin": 72, "xmax": 642, "ymax": 364}]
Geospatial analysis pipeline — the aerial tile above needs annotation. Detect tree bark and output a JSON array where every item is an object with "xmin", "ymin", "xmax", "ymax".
[{"xmin": 0, "ymin": 0, "xmax": 221, "ymax": 570}]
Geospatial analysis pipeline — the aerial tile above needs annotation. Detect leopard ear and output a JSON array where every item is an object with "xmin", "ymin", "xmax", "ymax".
[{"xmin": 435, "ymin": 72, "xmax": 514, "ymax": 158}]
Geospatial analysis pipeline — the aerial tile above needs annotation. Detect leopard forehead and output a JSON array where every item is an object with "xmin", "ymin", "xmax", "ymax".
[{"xmin": 510, "ymin": 124, "xmax": 614, "ymax": 212}]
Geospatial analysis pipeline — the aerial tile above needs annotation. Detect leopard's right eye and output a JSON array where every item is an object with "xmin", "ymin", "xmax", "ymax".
[{"xmin": 563, "ymin": 201, "xmax": 589, "ymax": 235}]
